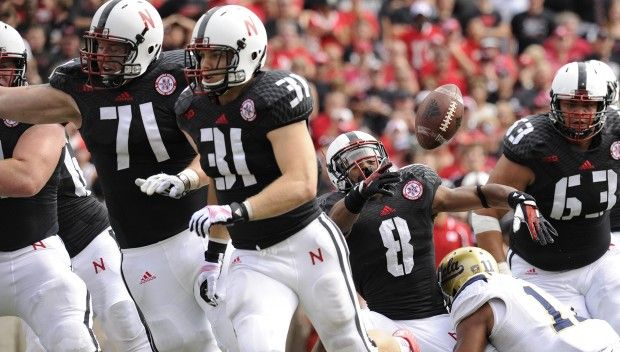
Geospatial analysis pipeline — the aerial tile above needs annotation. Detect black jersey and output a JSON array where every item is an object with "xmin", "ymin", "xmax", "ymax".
[
  {"xmin": 318, "ymin": 164, "xmax": 447, "ymax": 320},
  {"xmin": 503, "ymin": 114, "xmax": 620, "ymax": 270},
  {"xmin": 0, "ymin": 120, "xmax": 62, "ymax": 251},
  {"xmin": 176, "ymin": 70, "xmax": 320, "ymax": 250},
  {"xmin": 49, "ymin": 51, "xmax": 207, "ymax": 248},
  {"xmin": 58, "ymin": 140, "xmax": 111, "ymax": 257}
]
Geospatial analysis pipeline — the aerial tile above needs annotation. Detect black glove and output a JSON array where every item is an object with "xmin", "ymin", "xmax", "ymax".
[
  {"xmin": 344, "ymin": 161, "xmax": 401, "ymax": 214},
  {"xmin": 508, "ymin": 191, "xmax": 559, "ymax": 246}
]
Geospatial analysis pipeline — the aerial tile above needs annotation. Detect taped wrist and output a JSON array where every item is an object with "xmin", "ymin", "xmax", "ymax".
[
  {"xmin": 344, "ymin": 185, "xmax": 366, "ymax": 214},
  {"xmin": 205, "ymin": 240, "xmax": 227, "ymax": 263},
  {"xmin": 177, "ymin": 168, "xmax": 200, "ymax": 191}
]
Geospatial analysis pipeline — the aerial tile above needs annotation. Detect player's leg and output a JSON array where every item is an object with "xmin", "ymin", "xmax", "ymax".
[
  {"xmin": 295, "ymin": 213, "xmax": 377, "ymax": 352},
  {"xmin": 121, "ymin": 229, "xmax": 220, "ymax": 352},
  {"xmin": 21, "ymin": 320, "xmax": 45, "ymax": 352},
  {"xmin": 16, "ymin": 236, "xmax": 100, "ymax": 352},
  {"xmin": 585, "ymin": 246, "xmax": 620, "ymax": 332},
  {"xmin": 72, "ymin": 227, "xmax": 152, "ymax": 351},
  {"xmin": 509, "ymin": 250, "xmax": 591, "ymax": 318},
  {"xmin": 225, "ymin": 249, "xmax": 299, "ymax": 351}
]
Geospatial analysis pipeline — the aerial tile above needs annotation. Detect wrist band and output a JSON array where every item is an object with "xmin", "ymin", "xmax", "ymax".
[
  {"xmin": 177, "ymin": 168, "xmax": 200, "ymax": 190},
  {"xmin": 242, "ymin": 200, "xmax": 253, "ymax": 220},
  {"xmin": 471, "ymin": 212, "xmax": 501, "ymax": 234},
  {"xmin": 205, "ymin": 240, "xmax": 227, "ymax": 262},
  {"xmin": 344, "ymin": 185, "xmax": 366, "ymax": 214},
  {"xmin": 476, "ymin": 185, "xmax": 490, "ymax": 208}
]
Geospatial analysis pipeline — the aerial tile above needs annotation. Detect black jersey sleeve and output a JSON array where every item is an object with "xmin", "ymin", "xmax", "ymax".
[
  {"xmin": 501, "ymin": 115, "xmax": 551, "ymax": 165},
  {"xmin": 400, "ymin": 163, "xmax": 442, "ymax": 190},
  {"xmin": 174, "ymin": 87, "xmax": 195, "ymax": 127},
  {"xmin": 255, "ymin": 71, "xmax": 313, "ymax": 131}
]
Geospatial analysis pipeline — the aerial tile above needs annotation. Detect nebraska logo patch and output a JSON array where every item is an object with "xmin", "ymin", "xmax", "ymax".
[
  {"xmin": 611, "ymin": 141, "xmax": 620, "ymax": 160},
  {"xmin": 240, "ymin": 99, "xmax": 256, "ymax": 121},
  {"xmin": 155, "ymin": 73, "xmax": 176, "ymax": 95},
  {"xmin": 3, "ymin": 119, "xmax": 18, "ymax": 127},
  {"xmin": 402, "ymin": 180, "xmax": 423, "ymax": 200}
]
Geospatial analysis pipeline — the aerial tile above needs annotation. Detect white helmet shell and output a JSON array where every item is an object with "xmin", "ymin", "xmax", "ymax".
[
  {"xmin": 80, "ymin": 0, "xmax": 163, "ymax": 88},
  {"xmin": 325, "ymin": 131, "xmax": 388, "ymax": 192},
  {"xmin": 185, "ymin": 5, "xmax": 267, "ymax": 95},
  {"xmin": 550, "ymin": 61, "xmax": 608, "ymax": 140},
  {"xmin": 588, "ymin": 59, "xmax": 618, "ymax": 106},
  {"xmin": 0, "ymin": 21, "xmax": 27, "ymax": 86}
]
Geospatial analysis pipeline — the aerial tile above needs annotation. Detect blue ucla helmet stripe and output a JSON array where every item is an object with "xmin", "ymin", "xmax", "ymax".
[
  {"xmin": 196, "ymin": 6, "xmax": 221, "ymax": 42},
  {"xmin": 577, "ymin": 61, "xmax": 587, "ymax": 91},
  {"xmin": 96, "ymin": 0, "xmax": 124, "ymax": 29}
]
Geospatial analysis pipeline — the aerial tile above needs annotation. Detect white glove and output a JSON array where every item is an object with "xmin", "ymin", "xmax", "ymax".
[
  {"xmin": 194, "ymin": 261, "xmax": 222, "ymax": 309},
  {"xmin": 135, "ymin": 173, "xmax": 185, "ymax": 199},
  {"xmin": 190, "ymin": 203, "xmax": 247, "ymax": 238}
]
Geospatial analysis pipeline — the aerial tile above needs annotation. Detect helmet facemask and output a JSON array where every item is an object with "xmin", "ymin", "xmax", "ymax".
[
  {"xmin": 550, "ymin": 92, "xmax": 607, "ymax": 142},
  {"xmin": 80, "ymin": 31, "xmax": 139, "ymax": 89},
  {"xmin": 328, "ymin": 141, "xmax": 388, "ymax": 192},
  {"xmin": 184, "ymin": 42, "xmax": 244, "ymax": 96},
  {"xmin": 0, "ymin": 51, "xmax": 26, "ymax": 87}
]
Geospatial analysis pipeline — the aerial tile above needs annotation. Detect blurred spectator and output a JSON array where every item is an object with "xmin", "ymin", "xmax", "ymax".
[
  {"xmin": 585, "ymin": 29, "xmax": 620, "ymax": 66},
  {"xmin": 393, "ymin": 0, "xmax": 442, "ymax": 71},
  {"xmin": 511, "ymin": 0, "xmax": 555, "ymax": 54},
  {"xmin": 543, "ymin": 12, "xmax": 592, "ymax": 70},
  {"xmin": 47, "ymin": 25, "xmax": 80, "ymax": 72},
  {"xmin": 162, "ymin": 14, "xmax": 195, "ymax": 50},
  {"xmin": 514, "ymin": 59, "xmax": 554, "ymax": 115},
  {"xmin": 433, "ymin": 212, "xmax": 475, "ymax": 267},
  {"xmin": 70, "ymin": 0, "xmax": 103, "ymax": 31},
  {"xmin": 310, "ymin": 89, "xmax": 356, "ymax": 149},
  {"xmin": 24, "ymin": 24, "xmax": 51, "ymax": 79}
]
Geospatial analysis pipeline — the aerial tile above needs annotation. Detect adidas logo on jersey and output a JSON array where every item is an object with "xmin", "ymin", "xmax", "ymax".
[
  {"xmin": 380, "ymin": 205, "xmax": 396, "ymax": 216},
  {"xmin": 525, "ymin": 268, "xmax": 537, "ymax": 275},
  {"xmin": 115, "ymin": 91, "xmax": 133, "ymax": 102},
  {"xmin": 578, "ymin": 160, "xmax": 594, "ymax": 171},
  {"xmin": 215, "ymin": 113, "xmax": 228, "ymax": 125},
  {"xmin": 139, "ymin": 271, "xmax": 156, "ymax": 284}
]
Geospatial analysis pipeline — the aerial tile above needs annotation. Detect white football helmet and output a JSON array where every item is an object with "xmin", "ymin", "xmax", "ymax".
[
  {"xmin": 0, "ymin": 21, "xmax": 27, "ymax": 87},
  {"xmin": 325, "ymin": 131, "xmax": 388, "ymax": 192},
  {"xmin": 588, "ymin": 59, "xmax": 618, "ymax": 106},
  {"xmin": 184, "ymin": 5, "xmax": 267, "ymax": 96},
  {"xmin": 437, "ymin": 246, "xmax": 499, "ymax": 311},
  {"xmin": 550, "ymin": 61, "xmax": 608, "ymax": 141},
  {"xmin": 80, "ymin": 0, "xmax": 163, "ymax": 88}
]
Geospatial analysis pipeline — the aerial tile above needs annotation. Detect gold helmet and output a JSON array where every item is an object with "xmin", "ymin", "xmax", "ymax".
[{"xmin": 437, "ymin": 246, "xmax": 499, "ymax": 310}]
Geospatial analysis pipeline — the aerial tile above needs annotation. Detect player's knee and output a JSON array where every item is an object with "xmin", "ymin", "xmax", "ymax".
[
  {"xmin": 312, "ymin": 273, "xmax": 355, "ymax": 328},
  {"xmin": 234, "ymin": 315, "xmax": 281, "ymax": 352},
  {"xmin": 101, "ymin": 300, "xmax": 146, "ymax": 343},
  {"xmin": 44, "ymin": 321, "xmax": 98, "ymax": 352}
]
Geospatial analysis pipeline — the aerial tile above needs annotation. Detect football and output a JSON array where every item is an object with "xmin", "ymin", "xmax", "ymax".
[{"xmin": 415, "ymin": 84, "xmax": 464, "ymax": 149}]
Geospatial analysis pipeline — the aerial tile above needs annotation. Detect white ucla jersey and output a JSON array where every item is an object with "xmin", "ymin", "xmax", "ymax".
[{"xmin": 451, "ymin": 273, "xmax": 620, "ymax": 352}]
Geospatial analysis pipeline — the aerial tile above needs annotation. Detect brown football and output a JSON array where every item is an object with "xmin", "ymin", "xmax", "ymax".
[{"xmin": 415, "ymin": 84, "xmax": 464, "ymax": 149}]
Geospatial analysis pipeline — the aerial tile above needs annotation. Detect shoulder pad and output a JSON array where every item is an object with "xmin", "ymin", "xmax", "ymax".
[
  {"xmin": 156, "ymin": 50, "xmax": 186, "ymax": 72},
  {"xmin": 254, "ymin": 71, "xmax": 313, "ymax": 125},
  {"xmin": 451, "ymin": 273, "xmax": 495, "ymax": 325},
  {"xmin": 399, "ymin": 163, "xmax": 441, "ymax": 188},
  {"xmin": 174, "ymin": 87, "xmax": 194, "ymax": 118},
  {"xmin": 48, "ymin": 59, "xmax": 82, "ymax": 88},
  {"xmin": 502, "ymin": 115, "xmax": 553, "ymax": 164}
]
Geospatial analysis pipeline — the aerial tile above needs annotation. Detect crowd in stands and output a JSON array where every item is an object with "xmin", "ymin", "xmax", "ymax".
[{"xmin": 3, "ymin": 0, "xmax": 619, "ymax": 261}]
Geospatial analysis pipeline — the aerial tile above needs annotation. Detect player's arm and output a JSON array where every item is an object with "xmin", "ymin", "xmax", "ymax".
[
  {"xmin": 453, "ymin": 303, "xmax": 494, "ymax": 352},
  {"xmin": 245, "ymin": 120, "xmax": 317, "ymax": 220},
  {"xmin": 0, "ymin": 85, "xmax": 81, "ymax": 126},
  {"xmin": 327, "ymin": 200, "xmax": 360, "ymax": 235},
  {"xmin": 0, "ymin": 123, "xmax": 65, "ymax": 197},
  {"xmin": 136, "ymin": 130, "xmax": 210, "ymax": 198},
  {"xmin": 473, "ymin": 155, "xmax": 534, "ymax": 266}
]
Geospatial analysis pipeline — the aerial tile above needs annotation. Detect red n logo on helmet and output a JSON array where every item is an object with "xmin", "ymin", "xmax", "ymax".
[
  {"xmin": 139, "ymin": 9, "xmax": 155, "ymax": 29},
  {"xmin": 244, "ymin": 17, "xmax": 257, "ymax": 36}
]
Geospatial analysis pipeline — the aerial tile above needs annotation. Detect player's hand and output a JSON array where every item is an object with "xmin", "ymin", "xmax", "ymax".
[
  {"xmin": 356, "ymin": 160, "xmax": 401, "ymax": 199},
  {"xmin": 193, "ymin": 261, "xmax": 222, "ymax": 308},
  {"xmin": 135, "ymin": 173, "xmax": 185, "ymax": 199},
  {"xmin": 190, "ymin": 203, "xmax": 245, "ymax": 238},
  {"xmin": 508, "ymin": 191, "xmax": 558, "ymax": 246}
]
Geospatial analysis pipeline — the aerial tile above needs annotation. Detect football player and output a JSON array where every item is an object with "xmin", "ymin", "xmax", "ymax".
[
  {"xmin": 474, "ymin": 60, "xmax": 620, "ymax": 332},
  {"xmin": 22, "ymin": 137, "xmax": 152, "ymax": 352},
  {"xmin": 438, "ymin": 247, "xmax": 620, "ymax": 352},
  {"xmin": 0, "ymin": 1, "xmax": 220, "ymax": 350},
  {"xmin": 138, "ymin": 5, "xmax": 377, "ymax": 351},
  {"xmin": 0, "ymin": 21, "xmax": 99, "ymax": 351},
  {"xmin": 318, "ymin": 130, "xmax": 556, "ymax": 352}
]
